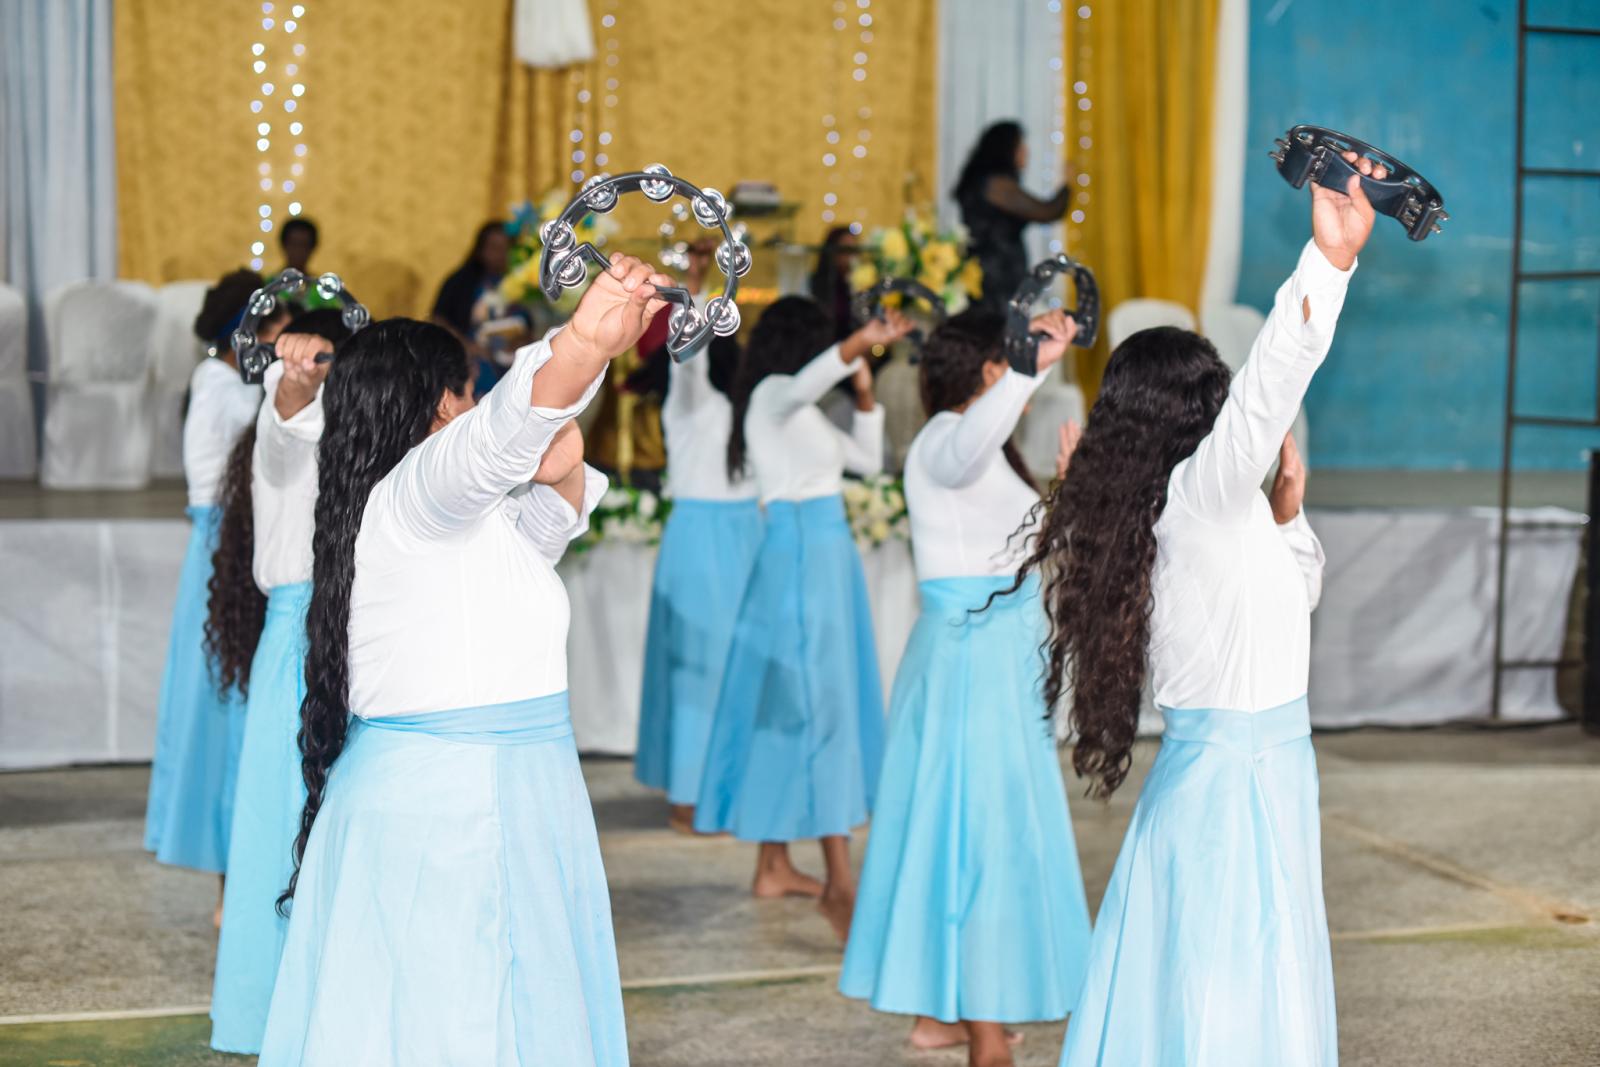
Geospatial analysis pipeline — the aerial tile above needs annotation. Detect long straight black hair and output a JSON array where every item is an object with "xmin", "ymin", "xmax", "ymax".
[
  {"xmin": 918, "ymin": 310, "xmax": 1038, "ymax": 492},
  {"xmin": 279, "ymin": 318, "xmax": 470, "ymax": 910},
  {"xmin": 725, "ymin": 295, "xmax": 835, "ymax": 482}
]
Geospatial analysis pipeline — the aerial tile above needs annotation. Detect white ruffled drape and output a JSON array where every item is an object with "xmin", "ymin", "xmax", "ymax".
[{"xmin": 513, "ymin": 0, "xmax": 596, "ymax": 69}]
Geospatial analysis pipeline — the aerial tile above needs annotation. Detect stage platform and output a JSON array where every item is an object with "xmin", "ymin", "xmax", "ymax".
[{"xmin": 0, "ymin": 472, "xmax": 1587, "ymax": 770}]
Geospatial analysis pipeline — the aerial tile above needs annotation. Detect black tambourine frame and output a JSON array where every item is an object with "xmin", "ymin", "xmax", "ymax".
[
  {"xmin": 538, "ymin": 166, "xmax": 749, "ymax": 361},
  {"xmin": 231, "ymin": 269, "xmax": 370, "ymax": 384},
  {"xmin": 1271, "ymin": 125, "xmax": 1448, "ymax": 242},
  {"xmin": 1002, "ymin": 255, "xmax": 1100, "ymax": 375},
  {"xmin": 851, "ymin": 277, "xmax": 948, "ymax": 358}
]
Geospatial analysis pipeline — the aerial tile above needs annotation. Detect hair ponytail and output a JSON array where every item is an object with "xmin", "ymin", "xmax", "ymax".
[
  {"xmin": 205, "ymin": 424, "xmax": 267, "ymax": 695},
  {"xmin": 280, "ymin": 319, "xmax": 469, "ymax": 910}
]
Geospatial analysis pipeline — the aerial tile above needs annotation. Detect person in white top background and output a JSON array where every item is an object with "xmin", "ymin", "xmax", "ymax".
[
  {"xmin": 633, "ymin": 239, "xmax": 765, "ymax": 833},
  {"xmin": 202, "ymin": 307, "xmax": 350, "ymax": 1055},
  {"xmin": 144, "ymin": 270, "xmax": 286, "ymax": 913},
  {"xmin": 692, "ymin": 295, "xmax": 913, "ymax": 941},
  {"xmin": 1014, "ymin": 153, "xmax": 1383, "ymax": 1067},
  {"xmin": 257, "ymin": 256, "xmax": 670, "ymax": 1067},
  {"xmin": 839, "ymin": 308, "xmax": 1094, "ymax": 1067}
]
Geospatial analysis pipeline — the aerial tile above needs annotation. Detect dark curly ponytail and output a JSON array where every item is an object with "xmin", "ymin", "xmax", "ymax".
[
  {"xmin": 1010, "ymin": 326, "xmax": 1230, "ymax": 798},
  {"xmin": 280, "ymin": 319, "xmax": 469, "ymax": 909},
  {"xmin": 919, "ymin": 309, "xmax": 1038, "ymax": 493},
  {"xmin": 204, "ymin": 309, "xmax": 352, "ymax": 697}
]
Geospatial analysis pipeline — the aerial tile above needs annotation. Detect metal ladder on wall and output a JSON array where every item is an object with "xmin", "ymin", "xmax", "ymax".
[{"xmin": 1492, "ymin": 1, "xmax": 1600, "ymax": 721}]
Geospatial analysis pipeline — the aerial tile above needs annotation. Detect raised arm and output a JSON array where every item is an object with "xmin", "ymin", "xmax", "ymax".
[
  {"xmin": 511, "ymin": 464, "xmax": 609, "ymax": 565},
  {"xmin": 382, "ymin": 256, "xmax": 672, "ymax": 540},
  {"xmin": 920, "ymin": 311, "xmax": 1076, "ymax": 489},
  {"xmin": 1170, "ymin": 154, "xmax": 1378, "ymax": 522},
  {"xmin": 758, "ymin": 311, "xmax": 915, "ymax": 418},
  {"xmin": 1267, "ymin": 432, "xmax": 1323, "ymax": 609},
  {"xmin": 985, "ymin": 175, "xmax": 1071, "ymax": 223},
  {"xmin": 255, "ymin": 342, "xmax": 326, "ymax": 489}
]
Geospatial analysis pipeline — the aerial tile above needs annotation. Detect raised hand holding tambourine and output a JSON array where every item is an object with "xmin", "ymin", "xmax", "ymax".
[
  {"xmin": 851, "ymin": 277, "xmax": 947, "ymax": 356},
  {"xmin": 1002, "ymin": 255, "xmax": 1099, "ymax": 375},
  {"xmin": 1271, "ymin": 125, "xmax": 1447, "ymax": 242},
  {"xmin": 538, "ymin": 165, "xmax": 749, "ymax": 361},
  {"xmin": 232, "ymin": 269, "xmax": 370, "ymax": 384}
]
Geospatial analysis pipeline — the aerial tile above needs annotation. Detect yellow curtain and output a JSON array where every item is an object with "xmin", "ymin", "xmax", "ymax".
[
  {"xmin": 1064, "ymin": 0, "xmax": 1220, "ymax": 400},
  {"xmin": 115, "ymin": 0, "xmax": 936, "ymax": 319}
]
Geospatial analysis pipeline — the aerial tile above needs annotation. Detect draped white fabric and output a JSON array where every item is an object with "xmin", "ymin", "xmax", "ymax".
[
  {"xmin": 0, "ymin": 283, "xmax": 36, "ymax": 478},
  {"xmin": 0, "ymin": 0, "xmax": 117, "ymax": 473},
  {"xmin": 148, "ymin": 282, "xmax": 210, "ymax": 480},
  {"xmin": 512, "ymin": 0, "xmax": 596, "ymax": 69},
  {"xmin": 0, "ymin": 507, "xmax": 1580, "ymax": 769},
  {"xmin": 1200, "ymin": 0, "xmax": 1249, "ymax": 311},
  {"xmin": 40, "ymin": 281, "xmax": 159, "ymax": 489}
]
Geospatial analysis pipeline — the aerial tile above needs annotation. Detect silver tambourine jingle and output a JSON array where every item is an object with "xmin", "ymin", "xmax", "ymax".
[{"xmin": 705, "ymin": 295, "xmax": 741, "ymax": 337}]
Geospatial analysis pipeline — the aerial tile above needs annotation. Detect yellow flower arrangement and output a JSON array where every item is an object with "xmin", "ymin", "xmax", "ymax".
[{"xmin": 849, "ymin": 208, "xmax": 982, "ymax": 317}]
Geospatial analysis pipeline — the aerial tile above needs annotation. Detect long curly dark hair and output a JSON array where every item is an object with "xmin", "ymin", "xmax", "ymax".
[
  {"xmin": 954, "ymin": 121, "xmax": 1023, "ymax": 204},
  {"xmin": 725, "ymin": 295, "xmax": 835, "ymax": 482},
  {"xmin": 204, "ymin": 309, "xmax": 352, "ymax": 697},
  {"xmin": 919, "ymin": 310, "xmax": 1037, "ymax": 492},
  {"xmin": 1011, "ymin": 326, "xmax": 1231, "ymax": 798},
  {"xmin": 279, "ymin": 318, "xmax": 469, "ymax": 910}
]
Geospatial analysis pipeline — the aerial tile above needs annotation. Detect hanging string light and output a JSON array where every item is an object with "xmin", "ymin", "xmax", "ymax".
[
  {"xmin": 847, "ymin": 0, "xmax": 873, "ymax": 234},
  {"xmin": 571, "ymin": 0, "xmax": 620, "ymax": 187},
  {"xmin": 1067, "ymin": 2, "xmax": 1092, "ymax": 248},
  {"xmin": 248, "ymin": 2, "xmax": 310, "ymax": 271}
]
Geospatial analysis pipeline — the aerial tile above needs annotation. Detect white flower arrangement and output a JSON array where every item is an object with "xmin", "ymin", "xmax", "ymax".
[
  {"xmin": 842, "ymin": 474, "xmax": 910, "ymax": 549},
  {"xmin": 573, "ymin": 486, "xmax": 670, "ymax": 555}
]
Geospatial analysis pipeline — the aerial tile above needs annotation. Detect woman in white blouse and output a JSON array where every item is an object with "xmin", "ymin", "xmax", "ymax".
[
  {"xmin": 634, "ymin": 247, "xmax": 764, "ymax": 832},
  {"xmin": 694, "ymin": 296, "xmax": 912, "ymax": 940},
  {"xmin": 1018, "ymin": 155, "xmax": 1382, "ymax": 1067},
  {"xmin": 839, "ymin": 309, "xmax": 1093, "ymax": 1067},
  {"xmin": 258, "ymin": 256, "xmax": 669, "ymax": 1067},
  {"xmin": 145, "ymin": 271, "xmax": 283, "ymax": 895},
  {"xmin": 206, "ymin": 308, "xmax": 348, "ymax": 1055}
]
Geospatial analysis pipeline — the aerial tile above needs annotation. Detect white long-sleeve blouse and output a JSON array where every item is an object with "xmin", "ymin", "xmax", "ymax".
[{"xmin": 743, "ymin": 345, "xmax": 884, "ymax": 503}]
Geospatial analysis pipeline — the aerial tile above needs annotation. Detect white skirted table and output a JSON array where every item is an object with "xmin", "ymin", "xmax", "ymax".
[{"xmin": 0, "ymin": 506, "xmax": 1584, "ymax": 769}]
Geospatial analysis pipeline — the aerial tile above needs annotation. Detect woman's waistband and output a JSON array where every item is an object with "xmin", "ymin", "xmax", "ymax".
[
  {"xmin": 353, "ymin": 692, "xmax": 572, "ymax": 746},
  {"xmin": 1159, "ymin": 697, "xmax": 1311, "ymax": 753},
  {"xmin": 916, "ymin": 573, "xmax": 1038, "ymax": 614},
  {"xmin": 667, "ymin": 495, "xmax": 762, "ymax": 513},
  {"xmin": 265, "ymin": 580, "xmax": 312, "ymax": 617},
  {"xmin": 762, "ymin": 494, "xmax": 847, "ymax": 524}
]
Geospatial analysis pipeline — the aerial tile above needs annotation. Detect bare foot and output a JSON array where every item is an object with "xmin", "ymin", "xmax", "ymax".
[
  {"xmin": 668, "ymin": 804, "xmax": 697, "ymax": 835},
  {"xmin": 908, "ymin": 1018, "xmax": 1024, "ymax": 1051},
  {"xmin": 752, "ymin": 865, "xmax": 824, "ymax": 899},
  {"xmin": 909, "ymin": 1017, "xmax": 969, "ymax": 1049},
  {"xmin": 818, "ymin": 882, "xmax": 856, "ymax": 942},
  {"xmin": 968, "ymin": 1021, "xmax": 1022, "ymax": 1067},
  {"xmin": 214, "ymin": 876, "xmax": 225, "ymax": 929}
]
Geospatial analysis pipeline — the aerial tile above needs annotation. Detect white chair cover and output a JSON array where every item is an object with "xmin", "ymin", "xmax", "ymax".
[
  {"xmin": 1106, "ymin": 298, "xmax": 1197, "ymax": 349},
  {"xmin": 40, "ymin": 280, "xmax": 158, "ymax": 489},
  {"xmin": 0, "ymin": 283, "xmax": 38, "ymax": 479},
  {"xmin": 1203, "ymin": 302, "xmax": 1309, "ymax": 461},
  {"xmin": 149, "ymin": 281, "xmax": 209, "ymax": 479},
  {"xmin": 1015, "ymin": 363, "xmax": 1087, "ymax": 481}
]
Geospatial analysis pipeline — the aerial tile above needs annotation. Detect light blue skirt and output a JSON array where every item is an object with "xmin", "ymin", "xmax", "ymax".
[
  {"xmin": 841, "ymin": 576, "xmax": 1093, "ymax": 1023},
  {"xmin": 259, "ymin": 693, "xmax": 628, "ymax": 1067},
  {"xmin": 143, "ymin": 505, "xmax": 246, "ymax": 873},
  {"xmin": 211, "ymin": 581, "xmax": 311, "ymax": 1054},
  {"xmin": 1059, "ymin": 698, "xmax": 1337, "ymax": 1067},
  {"xmin": 635, "ymin": 497, "xmax": 764, "ymax": 804},
  {"xmin": 693, "ymin": 494, "xmax": 884, "ymax": 841}
]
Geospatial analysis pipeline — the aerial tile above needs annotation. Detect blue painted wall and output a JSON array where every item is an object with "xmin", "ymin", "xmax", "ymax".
[{"xmin": 1240, "ymin": 0, "xmax": 1600, "ymax": 469}]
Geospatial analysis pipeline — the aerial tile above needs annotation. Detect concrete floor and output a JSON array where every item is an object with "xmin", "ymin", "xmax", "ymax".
[{"xmin": 1, "ymin": 725, "xmax": 1598, "ymax": 1066}]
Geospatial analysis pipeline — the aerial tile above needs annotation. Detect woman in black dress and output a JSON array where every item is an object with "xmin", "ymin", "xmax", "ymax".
[{"xmin": 953, "ymin": 121, "xmax": 1072, "ymax": 312}]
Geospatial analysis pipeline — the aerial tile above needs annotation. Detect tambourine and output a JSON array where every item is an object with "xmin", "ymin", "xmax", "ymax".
[
  {"xmin": 1002, "ymin": 255, "xmax": 1099, "ymax": 375},
  {"xmin": 851, "ymin": 277, "xmax": 947, "ymax": 353},
  {"xmin": 232, "ymin": 269, "xmax": 370, "ymax": 384},
  {"xmin": 1271, "ymin": 125, "xmax": 1448, "ymax": 242},
  {"xmin": 539, "ymin": 166, "xmax": 749, "ymax": 361}
]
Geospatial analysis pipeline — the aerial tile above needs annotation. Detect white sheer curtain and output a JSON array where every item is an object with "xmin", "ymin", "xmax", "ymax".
[
  {"xmin": 935, "ymin": 0, "xmax": 1060, "ymax": 259},
  {"xmin": 0, "ymin": 0, "xmax": 117, "ymax": 472},
  {"xmin": 1200, "ymin": 0, "xmax": 1249, "ymax": 310}
]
